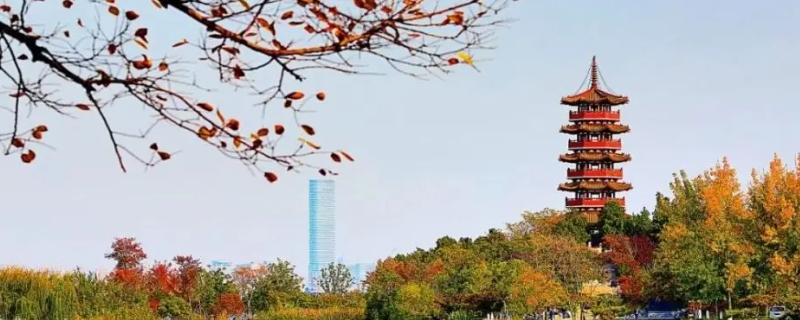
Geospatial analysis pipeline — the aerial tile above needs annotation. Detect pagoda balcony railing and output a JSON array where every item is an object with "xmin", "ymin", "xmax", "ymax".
[
  {"xmin": 565, "ymin": 197, "xmax": 626, "ymax": 208},
  {"xmin": 568, "ymin": 139, "xmax": 622, "ymax": 150},
  {"xmin": 569, "ymin": 110, "xmax": 620, "ymax": 122},
  {"xmin": 567, "ymin": 168, "xmax": 623, "ymax": 179}
]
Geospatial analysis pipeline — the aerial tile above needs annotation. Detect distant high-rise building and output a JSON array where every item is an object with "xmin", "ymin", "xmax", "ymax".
[
  {"xmin": 307, "ymin": 179, "xmax": 336, "ymax": 293},
  {"xmin": 347, "ymin": 263, "xmax": 376, "ymax": 291}
]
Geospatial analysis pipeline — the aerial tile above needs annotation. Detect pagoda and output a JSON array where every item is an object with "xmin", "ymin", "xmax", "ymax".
[{"xmin": 558, "ymin": 56, "xmax": 632, "ymax": 225}]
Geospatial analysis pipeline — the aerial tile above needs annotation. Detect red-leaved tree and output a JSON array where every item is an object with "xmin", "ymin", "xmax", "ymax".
[
  {"xmin": 0, "ymin": 0, "xmax": 511, "ymax": 181},
  {"xmin": 603, "ymin": 234, "xmax": 656, "ymax": 305},
  {"xmin": 105, "ymin": 237, "xmax": 148, "ymax": 287}
]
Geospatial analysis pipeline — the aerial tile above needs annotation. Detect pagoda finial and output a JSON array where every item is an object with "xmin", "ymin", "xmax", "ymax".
[{"xmin": 590, "ymin": 56, "xmax": 598, "ymax": 89}]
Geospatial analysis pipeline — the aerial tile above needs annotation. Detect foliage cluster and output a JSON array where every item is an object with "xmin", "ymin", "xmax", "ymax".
[{"xmin": 0, "ymin": 238, "xmax": 362, "ymax": 320}]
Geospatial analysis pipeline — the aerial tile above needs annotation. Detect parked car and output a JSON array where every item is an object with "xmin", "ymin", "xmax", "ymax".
[{"xmin": 769, "ymin": 305, "xmax": 788, "ymax": 319}]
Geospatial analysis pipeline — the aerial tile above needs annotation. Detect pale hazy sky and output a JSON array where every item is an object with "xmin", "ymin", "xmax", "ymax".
[{"xmin": 1, "ymin": 1, "xmax": 798, "ymax": 278}]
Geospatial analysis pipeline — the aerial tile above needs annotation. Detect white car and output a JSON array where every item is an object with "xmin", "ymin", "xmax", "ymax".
[{"xmin": 769, "ymin": 306, "xmax": 788, "ymax": 319}]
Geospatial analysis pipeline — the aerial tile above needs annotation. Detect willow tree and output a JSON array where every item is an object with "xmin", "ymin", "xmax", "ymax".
[{"xmin": 0, "ymin": 0, "xmax": 511, "ymax": 179}]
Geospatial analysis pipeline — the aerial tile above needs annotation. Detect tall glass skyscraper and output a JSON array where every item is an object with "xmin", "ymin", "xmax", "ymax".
[{"xmin": 307, "ymin": 179, "xmax": 336, "ymax": 293}]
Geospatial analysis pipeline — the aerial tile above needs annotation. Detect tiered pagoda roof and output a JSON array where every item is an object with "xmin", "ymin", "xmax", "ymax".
[{"xmin": 560, "ymin": 57, "xmax": 629, "ymax": 106}]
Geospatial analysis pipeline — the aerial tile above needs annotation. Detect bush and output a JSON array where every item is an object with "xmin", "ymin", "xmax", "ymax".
[{"xmin": 257, "ymin": 306, "xmax": 365, "ymax": 320}]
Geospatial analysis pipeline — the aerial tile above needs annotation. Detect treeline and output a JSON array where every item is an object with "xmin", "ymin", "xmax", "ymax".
[
  {"xmin": 362, "ymin": 155, "xmax": 800, "ymax": 319},
  {"xmin": 4, "ymin": 154, "xmax": 800, "ymax": 320},
  {"xmin": 0, "ymin": 237, "xmax": 363, "ymax": 320}
]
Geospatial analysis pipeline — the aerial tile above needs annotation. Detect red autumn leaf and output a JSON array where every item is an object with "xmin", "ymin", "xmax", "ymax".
[
  {"xmin": 330, "ymin": 153, "xmax": 341, "ymax": 162},
  {"xmin": 316, "ymin": 92, "xmax": 326, "ymax": 101},
  {"xmin": 20, "ymin": 149, "xmax": 35, "ymax": 163},
  {"xmin": 300, "ymin": 124, "xmax": 315, "ymax": 136},
  {"xmin": 286, "ymin": 91, "xmax": 304, "ymax": 100},
  {"xmin": 75, "ymin": 103, "xmax": 90, "ymax": 110},
  {"xmin": 256, "ymin": 128, "xmax": 269, "ymax": 136},
  {"xmin": 11, "ymin": 138, "xmax": 24, "ymax": 148},
  {"xmin": 274, "ymin": 124, "xmax": 285, "ymax": 135},
  {"xmin": 225, "ymin": 119, "xmax": 240, "ymax": 131},
  {"xmin": 264, "ymin": 172, "xmax": 278, "ymax": 183},
  {"xmin": 158, "ymin": 151, "xmax": 171, "ymax": 160},
  {"xmin": 197, "ymin": 102, "xmax": 214, "ymax": 112},
  {"xmin": 149, "ymin": 143, "xmax": 159, "ymax": 150},
  {"xmin": 125, "ymin": 10, "xmax": 139, "ymax": 20}
]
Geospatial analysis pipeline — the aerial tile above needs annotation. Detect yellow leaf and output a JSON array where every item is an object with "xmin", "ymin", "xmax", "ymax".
[
  {"xmin": 298, "ymin": 137, "xmax": 320, "ymax": 150},
  {"xmin": 238, "ymin": 0, "xmax": 250, "ymax": 9},
  {"xmin": 456, "ymin": 51, "xmax": 473, "ymax": 65}
]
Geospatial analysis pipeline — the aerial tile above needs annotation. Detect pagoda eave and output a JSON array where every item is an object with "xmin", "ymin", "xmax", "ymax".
[
  {"xmin": 558, "ymin": 181, "xmax": 633, "ymax": 192},
  {"xmin": 560, "ymin": 124, "xmax": 630, "ymax": 134},
  {"xmin": 558, "ymin": 152, "xmax": 632, "ymax": 163}
]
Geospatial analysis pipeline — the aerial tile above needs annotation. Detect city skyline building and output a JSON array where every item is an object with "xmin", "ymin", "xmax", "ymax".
[
  {"xmin": 307, "ymin": 179, "xmax": 336, "ymax": 293},
  {"xmin": 347, "ymin": 263, "xmax": 376, "ymax": 291}
]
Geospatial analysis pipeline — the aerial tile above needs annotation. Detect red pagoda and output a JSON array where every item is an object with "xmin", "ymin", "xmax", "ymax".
[{"xmin": 558, "ymin": 56, "xmax": 632, "ymax": 224}]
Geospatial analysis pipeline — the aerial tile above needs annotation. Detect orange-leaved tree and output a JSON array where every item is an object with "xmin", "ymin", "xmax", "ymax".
[{"xmin": 0, "ymin": 0, "xmax": 510, "ymax": 181}]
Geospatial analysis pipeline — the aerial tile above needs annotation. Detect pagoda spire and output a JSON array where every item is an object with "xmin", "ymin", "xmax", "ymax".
[{"xmin": 590, "ymin": 56, "xmax": 598, "ymax": 89}]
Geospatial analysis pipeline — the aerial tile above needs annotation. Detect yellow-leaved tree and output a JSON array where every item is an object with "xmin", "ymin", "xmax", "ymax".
[
  {"xmin": 699, "ymin": 158, "xmax": 755, "ymax": 308},
  {"xmin": 749, "ymin": 154, "xmax": 800, "ymax": 299}
]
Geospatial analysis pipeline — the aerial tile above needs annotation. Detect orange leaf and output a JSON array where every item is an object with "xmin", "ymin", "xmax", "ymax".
[
  {"xmin": 286, "ymin": 91, "xmax": 304, "ymax": 100},
  {"xmin": 197, "ymin": 102, "xmax": 214, "ymax": 112},
  {"xmin": 157, "ymin": 151, "xmax": 171, "ymax": 161},
  {"xmin": 225, "ymin": 119, "xmax": 240, "ymax": 131},
  {"xmin": 330, "ymin": 153, "xmax": 341, "ymax": 162},
  {"xmin": 274, "ymin": 124, "xmax": 285, "ymax": 135},
  {"xmin": 238, "ymin": 0, "xmax": 250, "ymax": 9},
  {"xmin": 158, "ymin": 62, "xmax": 168, "ymax": 72},
  {"xmin": 75, "ymin": 103, "xmax": 90, "ymax": 110},
  {"xmin": 20, "ymin": 149, "xmax": 36, "ymax": 164},
  {"xmin": 447, "ymin": 58, "xmax": 459, "ymax": 65},
  {"xmin": 256, "ymin": 128, "xmax": 269, "ymax": 136},
  {"xmin": 300, "ymin": 124, "xmax": 315, "ymax": 136},
  {"xmin": 108, "ymin": 6, "xmax": 120, "ymax": 16},
  {"xmin": 315, "ymin": 92, "xmax": 326, "ymax": 101},
  {"xmin": 125, "ymin": 10, "xmax": 139, "ymax": 20},
  {"xmin": 303, "ymin": 24, "xmax": 316, "ymax": 34},
  {"xmin": 35, "ymin": 125, "xmax": 48, "ymax": 132},
  {"xmin": 256, "ymin": 17, "xmax": 270, "ymax": 28},
  {"xmin": 149, "ymin": 143, "xmax": 159, "ymax": 150},
  {"xmin": 233, "ymin": 136, "xmax": 242, "ymax": 148},
  {"xmin": 264, "ymin": 172, "xmax": 278, "ymax": 183},
  {"xmin": 151, "ymin": 0, "xmax": 162, "ymax": 8},
  {"xmin": 198, "ymin": 126, "xmax": 216, "ymax": 140},
  {"xmin": 172, "ymin": 39, "xmax": 188, "ymax": 47},
  {"xmin": 280, "ymin": 10, "xmax": 294, "ymax": 20},
  {"xmin": 32, "ymin": 130, "xmax": 43, "ymax": 140},
  {"xmin": 339, "ymin": 150, "xmax": 355, "ymax": 161}
]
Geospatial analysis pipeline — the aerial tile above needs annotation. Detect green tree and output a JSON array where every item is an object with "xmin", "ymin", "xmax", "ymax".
[
  {"xmin": 318, "ymin": 262, "xmax": 354, "ymax": 294},
  {"xmin": 599, "ymin": 202, "xmax": 628, "ymax": 237},
  {"xmin": 394, "ymin": 283, "xmax": 440, "ymax": 319},
  {"xmin": 249, "ymin": 259, "xmax": 304, "ymax": 312},
  {"xmin": 193, "ymin": 267, "xmax": 237, "ymax": 316},
  {"xmin": 553, "ymin": 211, "xmax": 591, "ymax": 244}
]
